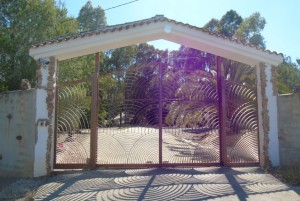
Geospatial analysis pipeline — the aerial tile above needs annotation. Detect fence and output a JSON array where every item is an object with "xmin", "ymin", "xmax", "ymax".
[
  {"xmin": 278, "ymin": 92, "xmax": 300, "ymax": 166},
  {"xmin": 0, "ymin": 88, "xmax": 299, "ymax": 177},
  {"xmin": 0, "ymin": 89, "xmax": 36, "ymax": 177}
]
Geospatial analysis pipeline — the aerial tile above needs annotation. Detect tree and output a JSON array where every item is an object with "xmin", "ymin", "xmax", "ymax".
[
  {"xmin": 0, "ymin": 0, "xmax": 78, "ymax": 92},
  {"xmin": 98, "ymin": 44, "xmax": 165, "ymax": 126},
  {"xmin": 203, "ymin": 18, "xmax": 219, "ymax": 33},
  {"xmin": 276, "ymin": 56, "xmax": 300, "ymax": 93},
  {"xmin": 235, "ymin": 12, "xmax": 266, "ymax": 49},
  {"xmin": 200, "ymin": 10, "xmax": 267, "ymax": 86},
  {"xmin": 106, "ymin": 46, "xmax": 137, "ymax": 75},
  {"xmin": 218, "ymin": 10, "xmax": 243, "ymax": 38},
  {"xmin": 77, "ymin": 1, "xmax": 106, "ymax": 31},
  {"xmin": 58, "ymin": 1, "xmax": 108, "ymax": 83},
  {"xmin": 203, "ymin": 10, "xmax": 266, "ymax": 49}
]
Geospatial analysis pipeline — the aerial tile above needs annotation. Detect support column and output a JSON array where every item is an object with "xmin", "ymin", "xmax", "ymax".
[
  {"xmin": 256, "ymin": 63, "xmax": 280, "ymax": 167},
  {"xmin": 34, "ymin": 57, "xmax": 57, "ymax": 177},
  {"xmin": 90, "ymin": 53, "xmax": 99, "ymax": 168},
  {"xmin": 158, "ymin": 59, "xmax": 163, "ymax": 167},
  {"xmin": 217, "ymin": 56, "xmax": 227, "ymax": 165}
]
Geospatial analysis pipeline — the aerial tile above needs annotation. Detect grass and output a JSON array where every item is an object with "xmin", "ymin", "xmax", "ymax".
[{"xmin": 273, "ymin": 165, "xmax": 300, "ymax": 186}]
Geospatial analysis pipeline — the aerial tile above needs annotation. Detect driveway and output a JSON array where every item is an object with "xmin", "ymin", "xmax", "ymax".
[{"xmin": 34, "ymin": 167, "xmax": 300, "ymax": 201}]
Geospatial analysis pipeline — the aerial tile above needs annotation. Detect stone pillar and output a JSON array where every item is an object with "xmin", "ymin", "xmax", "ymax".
[
  {"xmin": 34, "ymin": 57, "xmax": 57, "ymax": 177},
  {"xmin": 256, "ymin": 63, "xmax": 280, "ymax": 168}
]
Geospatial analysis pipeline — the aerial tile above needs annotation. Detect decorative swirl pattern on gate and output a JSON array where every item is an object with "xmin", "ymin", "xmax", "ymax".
[
  {"xmin": 55, "ymin": 60, "xmax": 259, "ymax": 167},
  {"xmin": 163, "ymin": 68, "xmax": 220, "ymax": 164},
  {"xmin": 56, "ymin": 82, "xmax": 91, "ymax": 165},
  {"xmin": 97, "ymin": 64, "xmax": 221, "ymax": 165},
  {"xmin": 225, "ymin": 80, "xmax": 259, "ymax": 164}
]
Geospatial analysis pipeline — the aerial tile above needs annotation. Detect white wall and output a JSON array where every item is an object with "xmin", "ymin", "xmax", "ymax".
[{"xmin": 265, "ymin": 64, "xmax": 280, "ymax": 166}]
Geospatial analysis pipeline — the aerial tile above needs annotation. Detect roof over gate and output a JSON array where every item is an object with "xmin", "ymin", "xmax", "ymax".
[{"xmin": 29, "ymin": 15, "xmax": 283, "ymax": 66}]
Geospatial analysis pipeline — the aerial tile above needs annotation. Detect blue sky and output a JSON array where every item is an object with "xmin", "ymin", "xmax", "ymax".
[{"xmin": 61, "ymin": 0, "xmax": 300, "ymax": 63}]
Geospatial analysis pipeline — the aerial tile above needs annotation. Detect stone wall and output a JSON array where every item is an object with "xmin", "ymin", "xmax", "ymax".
[
  {"xmin": 278, "ymin": 93, "xmax": 300, "ymax": 166},
  {"xmin": 0, "ymin": 89, "xmax": 36, "ymax": 177}
]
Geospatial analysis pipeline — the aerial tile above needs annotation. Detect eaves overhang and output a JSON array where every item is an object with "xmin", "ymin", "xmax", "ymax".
[{"xmin": 29, "ymin": 15, "xmax": 283, "ymax": 66}]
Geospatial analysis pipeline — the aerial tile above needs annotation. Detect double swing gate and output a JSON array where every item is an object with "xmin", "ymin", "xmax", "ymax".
[{"xmin": 54, "ymin": 56, "xmax": 259, "ymax": 169}]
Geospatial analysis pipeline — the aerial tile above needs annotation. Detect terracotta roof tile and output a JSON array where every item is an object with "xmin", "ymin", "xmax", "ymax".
[{"xmin": 30, "ymin": 15, "xmax": 283, "ymax": 56}]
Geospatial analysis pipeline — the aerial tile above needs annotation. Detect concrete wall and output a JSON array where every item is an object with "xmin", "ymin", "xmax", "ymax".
[
  {"xmin": 0, "ymin": 89, "xmax": 36, "ymax": 177},
  {"xmin": 278, "ymin": 93, "xmax": 300, "ymax": 166}
]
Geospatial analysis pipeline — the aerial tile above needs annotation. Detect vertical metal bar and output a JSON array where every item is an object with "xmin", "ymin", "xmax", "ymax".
[
  {"xmin": 217, "ymin": 56, "xmax": 227, "ymax": 166},
  {"xmin": 158, "ymin": 60, "xmax": 163, "ymax": 167},
  {"xmin": 90, "ymin": 52, "xmax": 100, "ymax": 169},
  {"xmin": 53, "ymin": 86, "xmax": 59, "ymax": 167}
]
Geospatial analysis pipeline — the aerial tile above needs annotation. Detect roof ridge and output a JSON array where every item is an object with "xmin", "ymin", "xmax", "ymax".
[{"xmin": 31, "ymin": 15, "xmax": 169, "ymax": 47}]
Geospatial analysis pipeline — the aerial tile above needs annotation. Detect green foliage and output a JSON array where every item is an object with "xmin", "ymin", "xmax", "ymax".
[
  {"xmin": 58, "ymin": 84, "xmax": 91, "ymax": 131},
  {"xmin": 276, "ymin": 56, "xmax": 300, "ymax": 93},
  {"xmin": 222, "ymin": 59, "xmax": 256, "ymax": 86},
  {"xmin": 164, "ymin": 70, "xmax": 218, "ymax": 128},
  {"xmin": 203, "ymin": 10, "xmax": 266, "ymax": 49},
  {"xmin": 274, "ymin": 165, "xmax": 300, "ymax": 186},
  {"xmin": 58, "ymin": 1, "xmax": 108, "ymax": 82},
  {"xmin": 98, "ymin": 74, "xmax": 123, "ymax": 125},
  {"xmin": 77, "ymin": 0, "xmax": 106, "ymax": 31},
  {"xmin": 235, "ymin": 12, "xmax": 266, "ymax": 49},
  {"xmin": 203, "ymin": 18, "xmax": 219, "ymax": 33},
  {"xmin": 58, "ymin": 53, "xmax": 108, "ymax": 82},
  {"xmin": 106, "ymin": 46, "xmax": 138, "ymax": 76},
  {"xmin": 89, "ymin": 43, "xmax": 168, "ymax": 127},
  {"xmin": 218, "ymin": 10, "xmax": 243, "ymax": 38},
  {"xmin": 0, "ymin": 0, "xmax": 78, "ymax": 92},
  {"xmin": 201, "ymin": 10, "xmax": 264, "ymax": 86}
]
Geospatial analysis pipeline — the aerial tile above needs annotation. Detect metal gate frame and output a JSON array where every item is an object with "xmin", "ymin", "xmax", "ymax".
[{"xmin": 54, "ymin": 54, "xmax": 259, "ymax": 169}]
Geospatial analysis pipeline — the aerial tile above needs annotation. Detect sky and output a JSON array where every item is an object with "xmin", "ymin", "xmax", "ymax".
[{"xmin": 61, "ymin": 0, "xmax": 300, "ymax": 63}]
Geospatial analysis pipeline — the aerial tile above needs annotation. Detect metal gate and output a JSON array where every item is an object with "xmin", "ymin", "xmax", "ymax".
[
  {"xmin": 54, "ymin": 78, "xmax": 92, "ymax": 169},
  {"xmin": 54, "ymin": 56, "xmax": 259, "ymax": 169}
]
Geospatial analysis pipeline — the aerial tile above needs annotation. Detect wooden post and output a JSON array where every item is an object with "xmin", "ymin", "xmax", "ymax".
[
  {"xmin": 90, "ymin": 52, "xmax": 100, "ymax": 168},
  {"xmin": 217, "ymin": 56, "xmax": 227, "ymax": 166}
]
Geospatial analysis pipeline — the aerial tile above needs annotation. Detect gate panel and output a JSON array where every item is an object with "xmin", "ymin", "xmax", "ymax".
[
  {"xmin": 225, "ymin": 80, "xmax": 259, "ymax": 165},
  {"xmin": 97, "ymin": 65, "xmax": 159, "ymax": 166},
  {"xmin": 162, "ymin": 68, "xmax": 220, "ymax": 165},
  {"xmin": 54, "ymin": 61, "xmax": 259, "ymax": 168},
  {"xmin": 55, "ymin": 80, "xmax": 92, "ymax": 167}
]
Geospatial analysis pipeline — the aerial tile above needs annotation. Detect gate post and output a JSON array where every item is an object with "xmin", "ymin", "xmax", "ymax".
[
  {"xmin": 217, "ymin": 56, "xmax": 227, "ymax": 166},
  {"xmin": 34, "ymin": 57, "xmax": 57, "ymax": 177},
  {"xmin": 256, "ymin": 63, "xmax": 280, "ymax": 167},
  {"xmin": 90, "ymin": 53, "xmax": 100, "ymax": 168}
]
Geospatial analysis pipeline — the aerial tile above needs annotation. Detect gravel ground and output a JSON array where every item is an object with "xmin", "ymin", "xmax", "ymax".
[{"xmin": 0, "ymin": 177, "xmax": 46, "ymax": 201}]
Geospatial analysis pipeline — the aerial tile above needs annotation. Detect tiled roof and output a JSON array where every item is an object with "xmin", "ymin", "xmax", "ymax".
[{"xmin": 30, "ymin": 15, "xmax": 282, "ymax": 56}]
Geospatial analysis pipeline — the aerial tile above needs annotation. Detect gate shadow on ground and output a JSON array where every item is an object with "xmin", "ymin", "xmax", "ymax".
[{"xmin": 34, "ymin": 167, "xmax": 300, "ymax": 201}]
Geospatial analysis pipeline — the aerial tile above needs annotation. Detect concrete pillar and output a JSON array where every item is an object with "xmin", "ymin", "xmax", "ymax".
[
  {"xmin": 256, "ymin": 63, "xmax": 280, "ymax": 167},
  {"xmin": 34, "ymin": 57, "xmax": 57, "ymax": 177}
]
